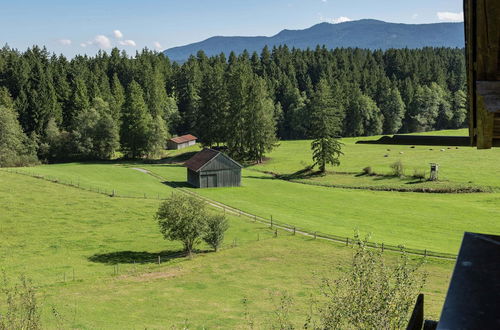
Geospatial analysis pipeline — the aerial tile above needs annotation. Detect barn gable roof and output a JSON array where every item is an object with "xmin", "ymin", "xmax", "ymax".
[
  {"xmin": 185, "ymin": 149, "xmax": 243, "ymax": 172},
  {"xmin": 169, "ymin": 134, "xmax": 197, "ymax": 144}
]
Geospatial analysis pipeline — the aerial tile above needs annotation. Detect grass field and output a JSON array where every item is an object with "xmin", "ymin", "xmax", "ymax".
[
  {"xmin": 3, "ymin": 128, "xmax": 499, "ymax": 327},
  {"xmin": 10, "ymin": 129, "xmax": 500, "ymax": 255},
  {"xmin": 0, "ymin": 170, "xmax": 454, "ymax": 328},
  {"xmin": 253, "ymin": 129, "xmax": 500, "ymax": 189}
]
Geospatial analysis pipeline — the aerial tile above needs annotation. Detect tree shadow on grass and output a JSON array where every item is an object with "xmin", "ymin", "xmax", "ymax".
[{"xmin": 88, "ymin": 249, "xmax": 207, "ymax": 264}]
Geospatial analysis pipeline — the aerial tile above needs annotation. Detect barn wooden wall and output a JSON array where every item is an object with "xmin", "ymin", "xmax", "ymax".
[{"xmin": 466, "ymin": 0, "xmax": 500, "ymax": 148}]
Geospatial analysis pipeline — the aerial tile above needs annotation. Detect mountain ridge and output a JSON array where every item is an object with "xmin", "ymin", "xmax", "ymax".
[{"xmin": 163, "ymin": 19, "xmax": 464, "ymax": 62}]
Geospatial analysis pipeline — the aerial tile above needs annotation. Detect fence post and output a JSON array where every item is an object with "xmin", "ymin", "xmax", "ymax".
[
  {"xmin": 346, "ymin": 237, "xmax": 349, "ymax": 246},
  {"xmin": 274, "ymin": 229, "xmax": 278, "ymax": 238},
  {"xmin": 158, "ymin": 255, "xmax": 161, "ymax": 264},
  {"xmin": 424, "ymin": 249, "xmax": 427, "ymax": 257},
  {"xmin": 270, "ymin": 215, "xmax": 273, "ymax": 228},
  {"xmin": 314, "ymin": 232, "xmax": 317, "ymax": 239},
  {"xmin": 293, "ymin": 227, "xmax": 296, "ymax": 235}
]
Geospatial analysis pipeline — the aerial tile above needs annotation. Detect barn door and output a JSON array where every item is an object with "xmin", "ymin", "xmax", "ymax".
[{"xmin": 201, "ymin": 174, "xmax": 217, "ymax": 188}]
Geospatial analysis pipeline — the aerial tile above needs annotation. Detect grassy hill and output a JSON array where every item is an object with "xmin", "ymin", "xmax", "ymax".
[
  {"xmin": 0, "ymin": 170, "xmax": 453, "ymax": 328},
  {"xmin": 9, "ymin": 129, "xmax": 500, "ymax": 256}
]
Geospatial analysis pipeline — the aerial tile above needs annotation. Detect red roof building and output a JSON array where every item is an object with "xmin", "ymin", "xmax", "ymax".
[{"xmin": 167, "ymin": 134, "xmax": 197, "ymax": 150}]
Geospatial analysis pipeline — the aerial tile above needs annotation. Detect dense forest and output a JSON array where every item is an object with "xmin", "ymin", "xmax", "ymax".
[{"xmin": 0, "ymin": 45, "xmax": 466, "ymax": 166}]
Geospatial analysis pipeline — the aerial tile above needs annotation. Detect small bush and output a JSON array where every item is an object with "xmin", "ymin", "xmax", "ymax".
[
  {"xmin": 362, "ymin": 166, "xmax": 373, "ymax": 175},
  {"xmin": 203, "ymin": 214, "xmax": 229, "ymax": 252},
  {"xmin": 413, "ymin": 169, "xmax": 426, "ymax": 181},
  {"xmin": 390, "ymin": 160, "xmax": 404, "ymax": 177},
  {"xmin": 0, "ymin": 273, "xmax": 41, "ymax": 330}
]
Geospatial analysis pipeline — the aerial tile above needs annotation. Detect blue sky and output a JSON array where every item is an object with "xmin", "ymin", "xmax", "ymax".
[{"xmin": 0, "ymin": 0, "xmax": 463, "ymax": 57}]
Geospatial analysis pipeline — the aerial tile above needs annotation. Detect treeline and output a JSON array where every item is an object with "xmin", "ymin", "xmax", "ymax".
[{"xmin": 0, "ymin": 45, "xmax": 466, "ymax": 166}]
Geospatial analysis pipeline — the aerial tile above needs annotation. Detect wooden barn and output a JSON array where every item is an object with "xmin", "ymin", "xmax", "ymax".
[
  {"xmin": 184, "ymin": 149, "xmax": 242, "ymax": 188},
  {"xmin": 167, "ymin": 134, "xmax": 197, "ymax": 150}
]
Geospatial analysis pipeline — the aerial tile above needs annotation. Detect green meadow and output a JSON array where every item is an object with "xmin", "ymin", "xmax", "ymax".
[
  {"xmin": 11, "ymin": 129, "xmax": 500, "ymax": 255},
  {"xmin": 3, "ymin": 128, "xmax": 500, "ymax": 327},
  {"xmin": 0, "ymin": 170, "xmax": 453, "ymax": 328}
]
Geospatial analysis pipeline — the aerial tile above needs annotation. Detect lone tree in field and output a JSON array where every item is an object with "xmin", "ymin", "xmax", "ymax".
[
  {"xmin": 311, "ymin": 137, "xmax": 344, "ymax": 173},
  {"xmin": 156, "ymin": 194, "xmax": 229, "ymax": 254},
  {"xmin": 308, "ymin": 79, "xmax": 344, "ymax": 172}
]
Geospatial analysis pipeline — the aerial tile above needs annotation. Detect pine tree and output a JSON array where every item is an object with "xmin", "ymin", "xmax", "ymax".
[
  {"xmin": 308, "ymin": 78, "xmax": 344, "ymax": 172},
  {"xmin": 311, "ymin": 137, "xmax": 344, "ymax": 172},
  {"xmin": 0, "ymin": 91, "xmax": 38, "ymax": 166},
  {"xmin": 380, "ymin": 87, "xmax": 405, "ymax": 134},
  {"xmin": 67, "ymin": 76, "xmax": 90, "ymax": 127},
  {"xmin": 120, "ymin": 80, "xmax": 153, "ymax": 158},
  {"xmin": 450, "ymin": 90, "xmax": 467, "ymax": 128},
  {"xmin": 244, "ymin": 77, "xmax": 277, "ymax": 162},
  {"xmin": 309, "ymin": 78, "xmax": 344, "ymax": 139},
  {"xmin": 226, "ymin": 59, "xmax": 253, "ymax": 160},
  {"xmin": 197, "ymin": 61, "xmax": 229, "ymax": 147},
  {"xmin": 110, "ymin": 73, "xmax": 125, "ymax": 123}
]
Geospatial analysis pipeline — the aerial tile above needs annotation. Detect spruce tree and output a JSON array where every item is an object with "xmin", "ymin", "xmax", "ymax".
[
  {"xmin": 110, "ymin": 73, "xmax": 125, "ymax": 123},
  {"xmin": 197, "ymin": 61, "xmax": 229, "ymax": 147},
  {"xmin": 244, "ymin": 77, "xmax": 278, "ymax": 162},
  {"xmin": 309, "ymin": 78, "xmax": 344, "ymax": 172},
  {"xmin": 120, "ymin": 80, "xmax": 153, "ymax": 158},
  {"xmin": 380, "ymin": 87, "xmax": 405, "ymax": 134}
]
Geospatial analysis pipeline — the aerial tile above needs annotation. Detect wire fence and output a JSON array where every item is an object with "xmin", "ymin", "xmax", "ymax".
[{"xmin": 1, "ymin": 167, "xmax": 458, "ymax": 260}]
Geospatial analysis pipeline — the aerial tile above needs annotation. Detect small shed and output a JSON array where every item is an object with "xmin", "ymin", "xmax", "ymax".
[
  {"xmin": 184, "ymin": 149, "xmax": 242, "ymax": 188},
  {"xmin": 167, "ymin": 134, "xmax": 197, "ymax": 150}
]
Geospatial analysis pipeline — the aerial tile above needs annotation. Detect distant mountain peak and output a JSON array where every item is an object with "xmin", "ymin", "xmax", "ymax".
[{"xmin": 164, "ymin": 19, "xmax": 464, "ymax": 62}]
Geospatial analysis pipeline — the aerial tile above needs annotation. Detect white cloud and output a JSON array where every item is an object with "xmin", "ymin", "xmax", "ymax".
[
  {"xmin": 80, "ymin": 43, "xmax": 87, "ymax": 48},
  {"xmin": 113, "ymin": 30, "xmax": 123, "ymax": 39},
  {"xmin": 119, "ymin": 39, "xmax": 136, "ymax": 46},
  {"xmin": 412, "ymin": 13, "xmax": 419, "ymax": 19},
  {"xmin": 332, "ymin": 16, "xmax": 352, "ymax": 24},
  {"xmin": 153, "ymin": 41, "xmax": 162, "ymax": 50},
  {"xmin": 58, "ymin": 39, "xmax": 72, "ymax": 46},
  {"xmin": 93, "ymin": 35, "xmax": 112, "ymax": 48},
  {"xmin": 437, "ymin": 11, "xmax": 464, "ymax": 22}
]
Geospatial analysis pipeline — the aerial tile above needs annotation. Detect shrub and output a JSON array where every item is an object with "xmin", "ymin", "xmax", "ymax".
[
  {"xmin": 413, "ymin": 169, "xmax": 426, "ymax": 181},
  {"xmin": 317, "ymin": 238, "xmax": 426, "ymax": 329},
  {"xmin": 259, "ymin": 236, "xmax": 427, "ymax": 329},
  {"xmin": 362, "ymin": 166, "xmax": 373, "ymax": 175},
  {"xmin": 390, "ymin": 160, "xmax": 404, "ymax": 177},
  {"xmin": 0, "ymin": 274, "xmax": 41, "ymax": 330},
  {"xmin": 203, "ymin": 215, "xmax": 229, "ymax": 252}
]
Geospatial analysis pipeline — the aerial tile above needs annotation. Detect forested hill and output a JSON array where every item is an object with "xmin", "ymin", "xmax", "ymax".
[
  {"xmin": 0, "ymin": 46, "xmax": 466, "ymax": 167},
  {"xmin": 164, "ymin": 19, "xmax": 464, "ymax": 62}
]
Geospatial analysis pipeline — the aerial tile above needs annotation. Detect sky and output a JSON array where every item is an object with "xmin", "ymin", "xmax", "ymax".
[{"xmin": 0, "ymin": 0, "xmax": 464, "ymax": 58}]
